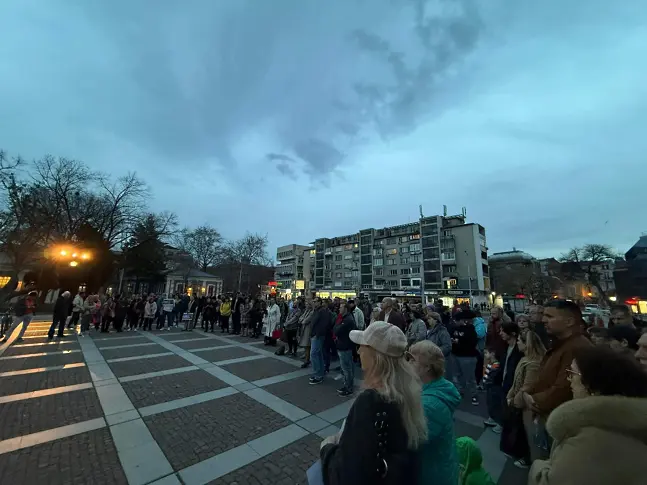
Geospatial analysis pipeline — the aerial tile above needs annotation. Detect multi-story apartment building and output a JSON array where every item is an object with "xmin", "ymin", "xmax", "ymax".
[
  {"xmin": 310, "ymin": 210, "xmax": 490, "ymax": 305},
  {"xmin": 274, "ymin": 244, "xmax": 312, "ymax": 297}
]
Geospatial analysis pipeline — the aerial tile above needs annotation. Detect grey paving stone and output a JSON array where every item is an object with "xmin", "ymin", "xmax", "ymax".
[
  {"xmin": 108, "ymin": 355, "xmax": 193, "ymax": 378},
  {"xmin": 0, "ymin": 427, "xmax": 127, "ymax": 484},
  {"xmin": 100, "ymin": 343, "xmax": 168, "ymax": 360},
  {"xmin": 222, "ymin": 357, "xmax": 300, "ymax": 382},
  {"xmin": 195, "ymin": 346, "xmax": 258, "ymax": 363},
  {"xmin": 2, "ymin": 341, "xmax": 81, "ymax": 357},
  {"xmin": 455, "ymin": 419, "xmax": 485, "ymax": 441},
  {"xmin": 208, "ymin": 434, "xmax": 321, "ymax": 485},
  {"xmin": 457, "ymin": 393, "xmax": 490, "ymax": 419},
  {"xmin": 263, "ymin": 375, "xmax": 353, "ymax": 414},
  {"xmin": 158, "ymin": 331, "xmax": 208, "ymax": 340},
  {"xmin": 0, "ymin": 388, "xmax": 103, "ymax": 440},
  {"xmin": 144, "ymin": 393, "xmax": 291, "ymax": 471},
  {"xmin": 122, "ymin": 368, "xmax": 228, "ymax": 407},
  {"xmin": 0, "ymin": 352, "xmax": 85, "ymax": 373},
  {"xmin": 498, "ymin": 457, "xmax": 530, "ymax": 485},
  {"xmin": 0, "ymin": 365, "xmax": 91, "ymax": 397}
]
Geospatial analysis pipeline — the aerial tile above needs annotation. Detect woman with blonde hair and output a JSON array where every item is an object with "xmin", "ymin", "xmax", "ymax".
[
  {"xmin": 501, "ymin": 330, "xmax": 547, "ymax": 468},
  {"xmin": 409, "ymin": 340, "xmax": 460, "ymax": 485},
  {"xmin": 319, "ymin": 321, "xmax": 427, "ymax": 485}
]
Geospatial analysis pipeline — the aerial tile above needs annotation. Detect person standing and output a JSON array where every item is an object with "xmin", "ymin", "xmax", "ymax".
[
  {"xmin": 232, "ymin": 292, "xmax": 243, "ymax": 335},
  {"xmin": 79, "ymin": 294, "xmax": 97, "ymax": 337},
  {"xmin": 378, "ymin": 297, "xmax": 407, "ymax": 331},
  {"xmin": 262, "ymin": 297, "xmax": 281, "ymax": 345},
  {"xmin": 298, "ymin": 299, "xmax": 314, "ymax": 368},
  {"xmin": 219, "ymin": 296, "xmax": 232, "ymax": 333},
  {"xmin": 48, "ymin": 291, "xmax": 71, "ymax": 340},
  {"xmin": 68, "ymin": 291, "xmax": 85, "ymax": 329},
  {"xmin": 1, "ymin": 290, "xmax": 38, "ymax": 345},
  {"xmin": 334, "ymin": 301, "xmax": 357, "ymax": 396},
  {"xmin": 522, "ymin": 300, "xmax": 592, "ymax": 462},
  {"xmin": 308, "ymin": 298, "xmax": 332, "ymax": 385},
  {"xmin": 451, "ymin": 310, "xmax": 480, "ymax": 405},
  {"xmin": 240, "ymin": 297, "xmax": 251, "ymax": 336},
  {"xmin": 406, "ymin": 305, "xmax": 428, "ymax": 347},
  {"xmin": 143, "ymin": 295, "xmax": 157, "ymax": 331},
  {"xmin": 112, "ymin": 295, "xmax": 127, "ymax": 332}
]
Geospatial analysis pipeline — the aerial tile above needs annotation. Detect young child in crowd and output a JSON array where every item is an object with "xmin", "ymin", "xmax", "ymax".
[
  {"xmin": 481, "ymin": 347, "xmax": 504, "ymax": 433},
  {"xmin": 457, "ymin": 437, "xmax": 496, "ymax": 485}
]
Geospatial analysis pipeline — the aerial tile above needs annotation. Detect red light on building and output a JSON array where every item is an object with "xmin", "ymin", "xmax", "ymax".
[
  {"xmin": 268, "ymin": 281, "xmax": 278, "ymax": 287},
  {"xmin": 514, "ymin": 294, "xmax": 526, "ymax": 299}
]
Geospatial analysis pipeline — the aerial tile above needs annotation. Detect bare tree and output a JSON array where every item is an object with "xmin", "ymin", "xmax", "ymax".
[
  {"xmin": 560, "ymin": 244, "xmax": 617, "ymax": 302},
  {"xmin": 175, "ymin": 225, "xmax": 224, "ymax": 271},
  {"xmin": 224, "ymin": 232, "xmax": 272, "ymax": 292}
]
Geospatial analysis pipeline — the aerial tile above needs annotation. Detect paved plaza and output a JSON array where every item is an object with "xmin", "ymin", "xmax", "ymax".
[{"xmin": 0, "ymin": 320, "xmax": 528, "ymax": 485}]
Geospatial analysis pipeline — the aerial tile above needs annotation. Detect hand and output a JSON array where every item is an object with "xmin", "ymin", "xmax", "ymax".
[
  {"xmin": 320, "ymin": 432, "xmax": 340, "ymax": 449},
  {"xmin": 523, "ymin": 392, "xmax": 535, "ymax": 410}
]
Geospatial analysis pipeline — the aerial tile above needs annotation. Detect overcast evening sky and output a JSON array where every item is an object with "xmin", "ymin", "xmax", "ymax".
[{"xmin": 1, "ymin": 0, "xmax": 646, "ymax": 260}]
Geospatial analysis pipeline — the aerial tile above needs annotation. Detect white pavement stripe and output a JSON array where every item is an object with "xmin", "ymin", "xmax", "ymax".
[
  {"xmin": 110, "ymin": 419, "xmax": 174, "ymax": 485},
  {"xmin": 118, "ymin": 365, "xmax": 200, "ymax": 383},
  {"xmin": 78, "ymin": 328, "xmax": 175, "ymax": 485},
  {"xmin": 0, "ymin": 349, "xmax": 82, "ymax": 360},
  {"xmin": 0, "ymin": 382, "xmax": 93, "ymax": 404},
  {"xmin": 251, "ymin": 368, "xmax": 312, "ymax": 387},
  {"xmin": 0, "ymin": 417, "xmax": 106, "ymax": 455},
  {"xmin": 91, "ymin": 335, "xmax": 148, "ymax": 342},
  {"xmin": 97, "ymin": 342, "xmax": 158, "ymax": 350},
  {"xmin": 105, "ymin": 352, "xmax": 174, "ymax": 363},
  {"xmin": 244, "ymin": 388, "xmax": 310, "ymax": 422},
  {"xmin": 316, "ymin": 399, "xmax": 356, "ymax": 423},
  {"xmin": 213, "ymin": 355, "xmax": 267, "ymax": 366},
  {"xmin": 138, "ymin": 387, "xmax": 239, "ymax": 417},
  {"xmin": 10, "ymin": 340, "xmax": 77, "ymax": 348},
  {"xmin": 316, "ymin": 424, "xmax": 341, "ymax": 439},
  {"xmin": 190, "ymin": 344, "xmax": 236, "ymax": 352},
  {"xmin": 0, "ymin": 362, "xmax": 86, "ymax": 378},
  {"xmin": 160, "ymin": 337, "xmax": 208, "ymax": 344}
]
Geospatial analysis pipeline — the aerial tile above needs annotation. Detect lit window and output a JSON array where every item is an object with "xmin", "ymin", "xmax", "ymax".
[{"xmin": 0, "ymin": 276, "xmax": 10, "ymax": 288}]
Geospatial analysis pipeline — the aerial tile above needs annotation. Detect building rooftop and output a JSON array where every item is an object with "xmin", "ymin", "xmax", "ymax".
[{"xmin": 489, "ymin": 249, "xmax": 535, "ymax": 262}]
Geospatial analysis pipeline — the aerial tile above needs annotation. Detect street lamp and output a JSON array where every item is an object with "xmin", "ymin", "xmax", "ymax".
[{"xmin": 69, "ymin": 261, "xmax": 79, "ymax": 267}]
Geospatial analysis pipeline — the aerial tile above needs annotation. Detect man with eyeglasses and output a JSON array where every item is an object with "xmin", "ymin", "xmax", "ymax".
[{"xmin": 522, "ymin": 300, "xmax": 592, "ymax": 462}]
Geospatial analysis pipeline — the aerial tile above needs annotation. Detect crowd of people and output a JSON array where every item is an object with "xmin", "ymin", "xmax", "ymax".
[
  {"xmin": 2, "ymin": 280, "xmax": 647, "ymax": 484},
  {"xmin": 302, "ymin": 296, "xmax": 647, "ymax": 485}
]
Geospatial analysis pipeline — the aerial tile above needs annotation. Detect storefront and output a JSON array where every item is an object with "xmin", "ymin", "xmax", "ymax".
[{"xmin": 316, "ymin": 290, "xmax": 357, "ymax": 300}]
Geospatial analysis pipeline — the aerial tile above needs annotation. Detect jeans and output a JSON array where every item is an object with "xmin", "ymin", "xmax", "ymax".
[
  {"xmin": 454, "ymin": 356, "xmax": 478, "ymax": 398},
  {"xmin": 69, "ymin": 311, "xmax": 80, "ymax": 328},
  {"xmin": 311, "ymin": 336, "xmax": 325, "ymax": 379},
  {"xmin": 4, "ymin": 314, "xmax": 34, "ymax": 341},
  {"xmin": 339, "ymin": 350, "xmax": 354, "ymax": 390}
]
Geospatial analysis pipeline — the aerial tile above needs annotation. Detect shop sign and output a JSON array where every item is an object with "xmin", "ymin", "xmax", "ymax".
[
  {"xmin": 295, "ymin": 280, "xmax": 305, "ymax": 290},
  {"xmin": 268, "ymin": 281, "xmax": 278, "ymax": 286}
]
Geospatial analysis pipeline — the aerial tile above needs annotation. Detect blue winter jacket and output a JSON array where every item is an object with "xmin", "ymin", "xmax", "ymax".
[{"xmin": 419, "ymin": 378, "xmax": 461, "ymax": 485}]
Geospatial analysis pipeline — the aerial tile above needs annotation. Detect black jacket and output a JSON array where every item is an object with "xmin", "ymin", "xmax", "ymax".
[
  {"xmin": 321, "ymin": 389, "xmax": 418, "ymax": 485},
  {"xmin": 311, "ymin": 307, "xmax": 333, "ymax": 338},
  {"xmin": 496, "ymin": 344, "xmax": 524, "ymax": 393},
  {"xmin": 53, "ymin": 295, "xmax": 68, "ymax": 319},
  {"xmin": 450, "ymin": 324, "xmax": 478, "ymax": 357},
  {"xmin": 333, "ymin": 313, "xmax": 356, "ymax": 351}
]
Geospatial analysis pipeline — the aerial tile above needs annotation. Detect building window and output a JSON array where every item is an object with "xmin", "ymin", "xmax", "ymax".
[
  {"xmin": 336, "ymin": 272, "xmax": 342, "ymax": 278},
  {"xmin": 334, "ymin": 281, "xmax": 343, "ymax": 287},
  {"xmin": 335, "ymin": 264, "xmax": 342, "ymax": 269},
  {"xmin": 344, "ymin": 272, "xmax": 352, "ymax": 277},
  {"xmin": 374, "ymin": 258, "xmax": 384, "ymax": 266},
  {"xmin": 387, "ymin": 258, "xmax": 397, "ymax": 266},
  {"xmin": 400, "ymin": 246, "xmax": 409, "ymax": 253},
  {"xmin": 441, "ymin": 250, "xmax": 455, "ymax": 260},
  {"xmin": 373, "ymin": 249, "xmax": 383, "ymax": 256},
  {"xmin": 446, "ymin": 278, "xmax": 458, "ymax": 289},
  {"xmin": 400, "ymin": 278, "xmax": 411, "ymax": 287},
  {"xmin": 386, "ymin": 248, "xmax": 398, "ymax": 255},
  {"xmin": 344, "ymin": 254, "xmax": 352, "ymax": 259},
  {"xmin": 411, "ymin": 267, "xmax": 421, "ymax": 274},
  {"xmin": 335, "ymin": 246, "xmax": 342, "ymax": 252},
  {"xmin": 444, "ymin": 265, "xmax": 457, "ymax": 273},
  {"xmin": 389, "ymin": 269, "xmax": 398, "ymax": 276},
  {"xmin": 410, "ymin": 255, "xmax": 420, "ymax": 263},
  {"xmin": 410, "ymin": 243, "xmax": 421, "ymax": 252},
  {"xmin": 0, "ymin": 276, "xmax": 10, "ymax": 288},
  {"xmin": 400, "ymin": 257, "xmax": 409, "ymax": 264},
  {"xmin": 387, "ymin": 280, "xmax": 398, "ymax": 287},
  {"xmin": 411, "ymin": 234, "xmax": 421, "ymax": 240},
  {"xmin": 374, "ymin": 268, "xmax": 384, "ymax": 276},
  {"xmin": 400, "ymin": 268, "xmax": 410, "ymax": 275},
  {"xmin": 335, "ymin": 255, "xmax": 342, "ymax": 261},
  {"xmin": 386, "ymin": 238, "xmax": 396, "ymax": 245},
  {"xmin": 411, "ymin": 278, "xmax": 421, "ymax": 286}
]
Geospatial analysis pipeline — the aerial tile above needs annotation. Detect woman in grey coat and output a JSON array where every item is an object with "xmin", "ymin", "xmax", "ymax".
[
  {"xmin": 297, "ymin": 301, "xmax": 314, "ymax": 368},
  {"xmin": 425, "ymin": 310, "xmax": 452, "ymax": 357},
  {"xmin": 406, "ymin": 306, "xmax": 428, "ymax": 347}
]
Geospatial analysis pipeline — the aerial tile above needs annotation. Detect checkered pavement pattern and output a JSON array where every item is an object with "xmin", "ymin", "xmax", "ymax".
[{"xmin": 0, "ymin": 318, "xmax": 528, "ymax": 485}]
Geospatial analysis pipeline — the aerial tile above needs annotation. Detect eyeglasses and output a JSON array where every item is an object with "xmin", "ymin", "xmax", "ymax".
[{"xmin": 566, "ymin": 368, "xmax": 581, "ymax": 381}]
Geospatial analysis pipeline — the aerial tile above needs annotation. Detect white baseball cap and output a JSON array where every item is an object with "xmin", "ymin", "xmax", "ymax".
[{"xmin": 349, "ymin": 321, "xmax": 407, "ymax": 358}]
